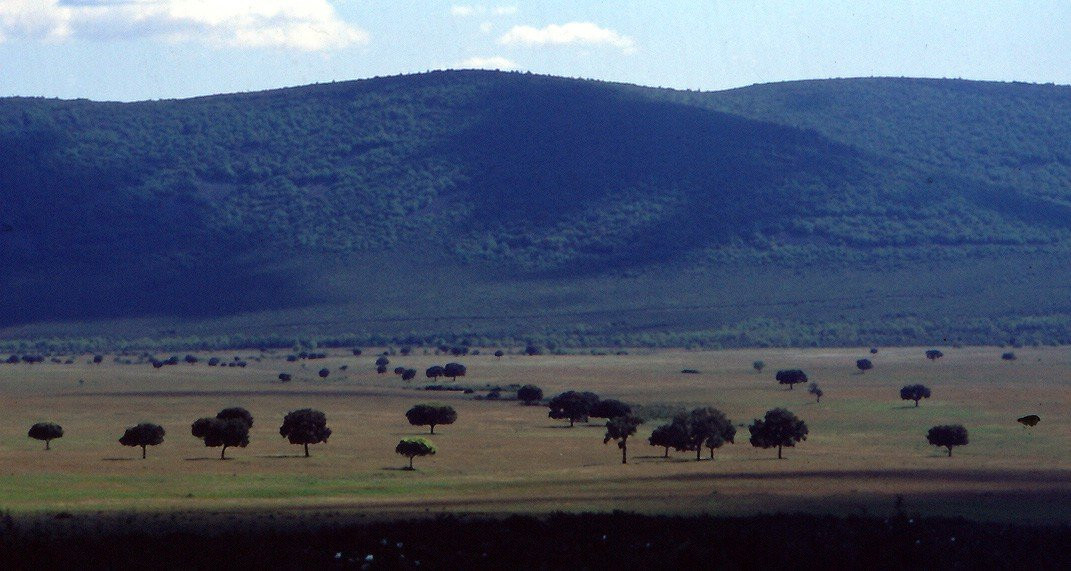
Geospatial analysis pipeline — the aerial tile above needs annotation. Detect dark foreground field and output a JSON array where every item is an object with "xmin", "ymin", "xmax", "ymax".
[{"xmin": 1, "ymin": 510, "xmax": 1069, "ymax": 569}]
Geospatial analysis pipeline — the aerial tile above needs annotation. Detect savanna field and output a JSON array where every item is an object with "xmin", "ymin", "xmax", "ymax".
[{"xmin": 0, "ymin": 346, "xmax": 1067, "ymax": 523}]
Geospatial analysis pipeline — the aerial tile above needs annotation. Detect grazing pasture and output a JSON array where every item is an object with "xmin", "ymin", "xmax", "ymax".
[{"xmin": 0, "ymin": 346, "xmax": 1067, "ymax": 522}]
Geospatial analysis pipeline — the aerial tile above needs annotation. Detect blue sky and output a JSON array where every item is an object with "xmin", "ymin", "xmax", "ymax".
[{"xmin": 1, "ymin": 1, "xmax": 1068, "ymax": 101}]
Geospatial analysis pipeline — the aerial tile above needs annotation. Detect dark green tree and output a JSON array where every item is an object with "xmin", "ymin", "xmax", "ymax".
[
  {"xmin": 120, "ymin": 423, "xmax": 165, "ymax": 459},
  {"xmin": 517, "ymin": 384, "xmax": 543, "ymax": 405},
  {"xmin": 900, "ymin": 384, "xmax": 931, "ymax": 407},
  {"xmin": 279, "ymin": 409, "xmax": 331, "ymax": 457},
  {"xmin": 685, "ymin": 407, "xmax": 736, "ymax": 461},
  {"xmin": 28, "ymin": 422, "xmax": 63, "ymax": 450},
  {"xmin": 927, "ymin": 425, "xmax": 968, "ymax": 457},
  {"xmin": 191, "ymin": 417, "xmax": 250, "ymax": 460},
  {"xmin": 925, "ymin": 349, "xmax": 944, "ymax": 361},
  {"xmin": 395, "ymin": 437, "xmax": 436, "ymax": 470},
  {"xmin": 547, "ymin": 391, "xmax": 595, "ymax": 427},
  {"xmin": 426, "ymin": 365, "xmax": 445, "ymax": 382},
  {"xmin": 775, "ymin": 369, "xmax": 808, "ymax": 390},
  {"xmin": 590, "ymin": 399, "xmax": 631, "ymax": 419},
  {"xmin": 856, "ymin": 358, "xmax": 873, "ymax": 373},
  {"xmin": 443, "ymin": 362, "xmax": 466, "ymax": 381},
  {"xmin": 753, "ymin": 360, "xmax": 765, "ymax": 373},
  {"xmin": 216, "ymin": 407, "xmax": 254, "ymax": 428},
  {"xmin": 604, "ymin": 414, "xmax": 644, "ymax": 464},
  {"xmin": 808, "ymin": 382, "xmax": 824, "ymax": 403},
  {"xmin": 648, "ymin": 420, "xmax": 688, "ymax": 458},
  {"xmin": 748, "ymin": 408, "xmax": 808, "ymax": 459},
  {"xmin": 405, "ymin": 404, "xmax": 457, "ymax": 434}
]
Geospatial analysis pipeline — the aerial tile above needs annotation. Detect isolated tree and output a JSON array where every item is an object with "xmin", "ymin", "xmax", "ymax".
[
  {"xmin": 1017, "ymin": 414, "xmax": 1040, "ymax": 428},
  {"xmin": 400, "ymin": 346, "xmax": 412, "ymax": 356},
  {"xmin": 401, "ymin": 368, "xmax": 417, "ymax": 382},
  {"xmin": 216, "ymin": 407, "xmax": 254, "ymax": 428},
  {"xmin": 648, "ymin": 420, "xmax": 688, "ymax": 458},
  {"xmin": 517, "ymin": 384, "xmax": 544, "ymax": 405},
  {"xmin": 684, "ymin": 407, "xmax": 736, "ymax": 461},
  {"xmin": 808, "ymin": 382, "xmax": 824, "ymax": 403},
  {"xmin": 425, "ymin": 365, "xmax": 445, "ymax": 382},
  {"xmin": 926, "ymin": 425, "xmax": 968, "ymax": 457},
  {"xmin": 900, "ymin": 384, "xmax": 932, "ymax": 407},
  {"xmin": 394, "ymin": 366, "xmax": 406, "ymax": 375},
  {"xmin": 775, "ymin": 369, "xmax": 808, "ymax": 390},
  {"xmin": 525, "ymin": 344, "xmax": 544, "ymax": 356},
  {"xmin": 318, "ymin": 368, "xmax": 330, "ymax": 379},
  {"xmin": 748, "ymin": 408, "xmax": 808, "ymax": 459},
  {"xmin": 925, "ymin": 349, "xmax": 944, "ymax": 361},
  {"xmin": 119, "ymin": 423, "xmax": 165, "ymax": 459},
  {"xmin": 184, "ymin": 354, "xmax": 198, "ymax": 364},
  {"xmin": 405, "ymin": 404, "xmax": 457, "ymax": 434},
  {"xmin": 753, "ymin": 360, "xmax": 765, "ymax": 373},
  {"xmin": 93, "ymin": 354, "xmax": 104, "ymax": 364},
  {"xmin": 590, "ymin": 399, "xmax": 632, "ymax": 420},
  {"xmin": 376, "ymin": 364, "xmax": 387, "ymax": 374},
  {"xmin": 191, "ymin": 417, "xmax": 249, "ymax": 460},
  {"xmin": 604, "ymin": 414, "xmax": 644, "ymax": 464},
  {"xmin": 352, "ymin": 348, "xmax": 363, "ymax": 356},
  {"xmin": 1001, "ymin": 352, "xmax": 1017, "ymax": 361},
  {"xmin": 375, "ymin": 356, "xmax": 390, "ymax": 368},
  {"xmin": 279, "ymin": 409, "xmax": 331, "ymax": 457},
  {"xmin": 208, "ymin": 357, "xmax": 221, "ymax": 366},
  {"xmin": 548, "ymin": 391, "xmax": 594, "ymax": 427},
  {"xmin": 856, "ymin": 359, "xmax": 873, "ymax": 373},
  {"xmin": 494, "ymin": 350, "xmax": 504, "ymax": 359},
  {"xmin": 278, "ymin": 373, "xmax": 292, "ymax": 382},
  {"xmin": 443, "ymin": 362, "xmax": 466, "ymax": 381},
  {"xmin": 28, "ymin": 422, "xmax": 63, "ymax": 450},
  {"xmin": 869, "ymin": 347, "xmax": 879, "ymax": 354},
  {"xmin": 396, "ymin": 437, "xmax": 436, "ymax": 470}
]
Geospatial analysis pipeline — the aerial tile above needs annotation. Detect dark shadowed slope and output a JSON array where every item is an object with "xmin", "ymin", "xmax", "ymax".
[{"xmin": 1, "ymin": 71, "xmax": 1069, "ymax": 348}]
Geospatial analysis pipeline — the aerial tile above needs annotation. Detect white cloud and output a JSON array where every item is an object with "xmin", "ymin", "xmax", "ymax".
[
  {"xmin": 499, "ymin": 22, "xmax": 635, "ymax": 53},
  {"xmin": 457, "ymin": 55, "xmax": 516, "ymax": 70},
  {"xmin": 451, "ymin": 5, "xmax": 515, "ymax": 18},
  {"xmin": 479, "ymin": 21, "xmax": 492, "ymax": 33},
  {"xmin": 0, "ymin": 0, "xmax": 368, "ymax": 51}
]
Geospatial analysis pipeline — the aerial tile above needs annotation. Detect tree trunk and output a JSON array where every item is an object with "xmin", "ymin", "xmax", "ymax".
[
  {"xmin": 817, "ymin": 396, "xmax": 821, "ymax": 403},
  {"xmin": 696, "ymin": 447, "xmax": 701, "ymax": 461},
  {"xmin": 141, "ymin": 445, "xmax": 147, "ymax": 459},
  {"xmin": 221, "ymin": 446, "xmax": 227, "ymax": 460},
  {"xmin": 45, "ymin": 440, "xmax": 51, "ymax": 451},
  {"xmin": 304, "ymin": 443, "xmax": 310, "ymax": 457},
  {"xmin": 409, "ymin": 456, "xmax": 414, "ymax": 469},
  {"xmin": 569, "ymin": 418, "xmax": 575, "ymax": 427},
  {"xmin": 777, "ymin": 445, "xmax": 783, "ymax": 459},
  {"xmin": 621, "ymin": 443, "xmax": 627, "ymax": 464},
  {"xmin": 709, "ymin": 448, "xmax": 714, "ymax": 459},
  {"xmin": 430, "ymin": 424, "xmax": 435, "ymax": 435},
  {"xmin": 947, "ymin": 447, "xmax": 952, "ymax": 457},
  {"xmin": 915, "ymin": 400, "xmax": 920, "ymax": 407},
  {"xmin": 663, "ymin": 446, "xmax": 669, "ymax": 458},
  {"xmin": 789, "ymin": 383, "xmax": 794, "ymax": 390}
]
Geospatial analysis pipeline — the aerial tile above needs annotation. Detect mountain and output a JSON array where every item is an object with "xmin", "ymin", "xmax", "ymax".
[{"xmin": 2, "ymin": 71, "xmax": 1070, "ymax": 350}]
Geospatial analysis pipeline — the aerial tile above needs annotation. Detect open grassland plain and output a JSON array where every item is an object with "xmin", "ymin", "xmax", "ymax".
[{"xmin": 0, "ymin": 346, "xmax": 1067, "ymax": 523}]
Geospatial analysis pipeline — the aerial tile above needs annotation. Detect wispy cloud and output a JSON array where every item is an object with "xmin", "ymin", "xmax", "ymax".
[
  {"xmin": 499, "ymin": 22, "xmax": 635, "ymax": 54},
  {"xmin": 0, "ymin": 0, "xmax": 368, "ymax": 51},
  {"xmin": 451, "ymin": 5, "xmax": 516, "ymax": 18},
  {"xmin": 457, "ymin": 55, "xmax": 516, "ymax": 70}
]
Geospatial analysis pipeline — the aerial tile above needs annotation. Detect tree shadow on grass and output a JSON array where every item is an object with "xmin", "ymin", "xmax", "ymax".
[
  {"xmin": 256, "ymin": 454, "xmax": 306, "ymax": 459},
  {"xmin": 380, "ymin": 466, "xmax": 414, "ymax": 471},
  {"xmin": 101, "ymin": 457, "xmax": 135, "ymax": 462},
  {"xmin": 185, "ymin": 457, "xmax": 229, "ymax": 462},
  {"xmin": 894, "ymin": 405, "xmax": 922, "ymax": 410}
]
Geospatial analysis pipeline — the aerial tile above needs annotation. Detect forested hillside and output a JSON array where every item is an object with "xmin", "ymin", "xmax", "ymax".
[{"xmin": 2, "ymin": 71, "xmax": 1069, "ymax": 349}]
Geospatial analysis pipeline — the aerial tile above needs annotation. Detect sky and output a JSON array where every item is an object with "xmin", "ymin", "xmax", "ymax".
[{"xmin": 0, "ymin": 0, "xmax": 1068, "ymax": 101}]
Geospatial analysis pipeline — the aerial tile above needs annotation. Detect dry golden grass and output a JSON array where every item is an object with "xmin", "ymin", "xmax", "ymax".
[{"xmin": 0, "ymin": 346, "xmax": 1067, "ymax": 522}]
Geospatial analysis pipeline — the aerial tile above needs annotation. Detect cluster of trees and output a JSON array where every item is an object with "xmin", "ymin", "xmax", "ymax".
[
  {"xmin": 424, "ymin": 363, "xmax": 466, "ymax": 382},
  {"xmin": 191, "ymin": 407, "xmax": 254, "ymax": 460}
]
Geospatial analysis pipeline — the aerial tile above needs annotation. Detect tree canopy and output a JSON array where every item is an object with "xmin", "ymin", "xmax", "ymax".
[
  {"xmin": 926, "ymin": 425, "xmax": 969, "ymax": 457},
  {"xmin": 395, "ymin": 437, "xmax": 436, "ymax": 470},
  {"xmin": 28, "ymin": 422, "xmax": 63, "ymax": 450},
  {"xmin": 748, "ymin": 408, "xmax": 808, "ymax": 459},
  {"xmin": 405, "ymin": 404, "xmax": 457, "ymax": 434},
  {"xmin": 119, "ymin": 423, "xmax": 165, "ymax": 459},
  {"xmin": 279, "ymin": 409, "xmax": 331, "ymax": 457}
]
